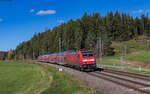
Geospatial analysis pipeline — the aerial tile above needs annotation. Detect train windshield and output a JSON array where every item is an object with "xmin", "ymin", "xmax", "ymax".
[{"xmin": 82, "ymin": 52, "xmax": 93, "ymax": 57}]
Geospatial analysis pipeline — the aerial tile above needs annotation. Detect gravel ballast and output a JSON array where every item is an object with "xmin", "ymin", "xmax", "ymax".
[{"xmin": 43, "ymin": 63, "xmax": 143, "ymax": 94}]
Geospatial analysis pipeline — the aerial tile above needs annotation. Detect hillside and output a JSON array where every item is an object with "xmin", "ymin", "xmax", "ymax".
[
  {"xmin": 97, "ymin": 38, "xmax": 150, "ymax": 70},
  {"xmin": 7, "ymin": 11, "xmax": 150, "ymax": 60}
]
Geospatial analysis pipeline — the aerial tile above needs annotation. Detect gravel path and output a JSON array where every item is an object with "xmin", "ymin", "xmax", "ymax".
[{"xmin": 41, "ymin": 63, "xmax": 143, "ymax": 94}]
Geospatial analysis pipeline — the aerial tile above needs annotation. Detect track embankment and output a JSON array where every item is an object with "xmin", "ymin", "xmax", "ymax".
[{"xmin": 38, "ymin": 62, "xmax": 147, "ymax": 94}]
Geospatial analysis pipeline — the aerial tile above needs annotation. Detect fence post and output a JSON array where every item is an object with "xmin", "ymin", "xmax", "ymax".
[{"xmin": 139, "ymin": 66, "xmax": 141, "ymax": 71}]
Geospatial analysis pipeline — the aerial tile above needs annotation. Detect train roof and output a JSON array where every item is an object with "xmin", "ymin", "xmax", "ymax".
[
  {"xmin": 40, "ymin": 55, "xmax": 49, "ymax": 57},
  {"xmin": 57, "ymin": 51, "xmax": 70, "ymax": 56},
  {"xmin": 49, "ymin": 53, "xmax": 57, "ymax": 57},
  {"xmin": 38, "ymin": 56, "xmax": 42, "ymax": 58},
  {"xmin": 69, "ymin": 51, "xmax": 77, "ymax": 55}
]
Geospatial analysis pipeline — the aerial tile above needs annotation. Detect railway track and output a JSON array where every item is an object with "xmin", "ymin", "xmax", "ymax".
[
  {"xmin": 86, "ymin": 69, "xmax": 150, "ymax": 94},
  {"xmin": 95, "ymin": 71, "xmax": 150, "ymax": 87},
  {"xmin": 39, "ymin": 62, "xmax": 150, "ymax": 94},
  {"xmin": 103, "ymin": 69, "xmax": 150, "ymax": 81}
]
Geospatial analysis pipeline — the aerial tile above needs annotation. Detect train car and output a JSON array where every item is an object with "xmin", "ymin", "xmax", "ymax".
[
  {"xmin": 38, "ymin": 50, "xmax": 97, "ymax": 71},
  {"xmin": 42, "ymin": 55, "xmax": 49, "ymax": 62},
  {"xmin": 56, "ymin": 52, "xmax": 64, "ymax": 64},
  {"xmin": 51, "ymin": 53, "xmax": 57, "ymax": 63},
  {"xmin": 39, "ymin": 54, "xmax": 52, "ymax": 63},
  {"xmin": 47, "ymin": 54, "xmax": 53, "ymax": 63},
  {"xmin": 37, "ymin": 56, "xmax": 42, "ymax": 61},
  {"xmin": 65, "ymin": 50, "xmax": 96, "ymax": 71},
  {"xmin": 80, "ymin": 51, "xmax": 96, "ymax": 71},
  {"xmin": 63, "ymin": 51, "xmax": 72, "ymax": 65},
  {"xmin": 40, "ymin": 55, "xmax": 45, "ymax": 62},
  {"xmin": 65, "ymin": 51, "xmax": 79, "ymax": 66},
  {"xmin": 46, "ymin": 55, "xmax": 51, "ymax": 62},
  {"xmin": 56, "ymin": 51, "xmax": 71, "ymax": 65}
]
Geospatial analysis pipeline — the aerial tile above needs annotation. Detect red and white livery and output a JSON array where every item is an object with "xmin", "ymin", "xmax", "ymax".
[{"xmin": 37, "ymin": 50, "xmax": 97, "ymax": 71}]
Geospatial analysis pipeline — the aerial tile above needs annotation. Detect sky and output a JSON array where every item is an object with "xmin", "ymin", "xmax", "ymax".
[{"xmin": 0, "ymin": 0, "xmax": 150, "ymax": 51}]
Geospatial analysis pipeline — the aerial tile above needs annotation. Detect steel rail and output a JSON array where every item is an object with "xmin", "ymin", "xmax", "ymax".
[
  {"xmin": 95, "ymin": 72, "xmax": 150, "ymax": 87},
  {"xmin": 104, "ymin": 69, "xmax": 150, "ymax": 81},
  {"xmin": 88, "ymin": 72, "xmax": 150, "ymax": 94}
]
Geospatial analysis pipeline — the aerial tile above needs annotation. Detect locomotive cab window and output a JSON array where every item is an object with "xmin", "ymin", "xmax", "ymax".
[{"xmin": 82, "ymin": 52, "xmax": 93, "ymax": 57}]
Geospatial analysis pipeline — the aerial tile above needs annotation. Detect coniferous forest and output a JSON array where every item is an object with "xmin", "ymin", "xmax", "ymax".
[{"xmin": 10, "ymin": 11, "xmax": 150, "ymax": 60}]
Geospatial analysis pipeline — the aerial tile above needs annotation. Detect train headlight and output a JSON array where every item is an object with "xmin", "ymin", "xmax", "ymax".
[
  {"xmin": 89, "ymin": 59, "xmax": 95, "ymax": 61},
  {"xmin": 82, "ymin": 59, "xmax": 88, "ymax": 62},
  {"xmin": 82, "ymin": 59, "xmax": 95, "ymax": 62}
]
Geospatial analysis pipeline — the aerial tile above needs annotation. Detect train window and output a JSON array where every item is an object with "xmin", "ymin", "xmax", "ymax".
[
  {"xmin": 50, "ymin": 54, "xmax": 55, "ymax": 57},
  {"xmin": 82, "ymin": 52, "xmax": 93, "ymax": 57},
  {"xmin": 69, "ymin": 52, "xmax": 77, "ymax": 55},
  {"xmin": 58, "ymin": 53, "xmax": 63, "ymax": 56}
]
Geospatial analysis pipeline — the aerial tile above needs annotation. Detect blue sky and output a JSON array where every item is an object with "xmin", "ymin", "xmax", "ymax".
[{"xmin": 0, "ymin": 0, "xmax": 150, "ymax": 51}]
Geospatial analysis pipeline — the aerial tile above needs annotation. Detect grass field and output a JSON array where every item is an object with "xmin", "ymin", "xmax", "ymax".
[
  {"xmin": 0, "ymin": 61, "xmax": 100, "ymax": 94},
  {"xmin": 126, "ymin": 50, "xmax": 150, "ymax": 63},
  {"xmin": 96, "ymin": 40, "xmax": 150, "ymax": 73},
  {"xmin": 97, "ymin": 50, "xmax": 150, "ymax": 67},
  {"xmin": 111, "ymin": 40, "xmax": 150, "ymax": 53}
]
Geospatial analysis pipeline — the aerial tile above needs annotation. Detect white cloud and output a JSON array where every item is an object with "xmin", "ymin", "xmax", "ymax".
[
  {"xmin": 29, "ymin": 9, "xmax": 35, "ymax": 13},
  {"xmin": 133, "ymin": 9, "xmax": 143, "ymax": 14},
  {"xmin": 0, "ymin": 18, "xmax": 3, "ymax": 22},
  {"xmin": 57, "ymin": 20, "xmax": 64, "ymax": 23},
  {"xmin": 37, "ymin": 10, "xmax": 56, "ymax": 15}
]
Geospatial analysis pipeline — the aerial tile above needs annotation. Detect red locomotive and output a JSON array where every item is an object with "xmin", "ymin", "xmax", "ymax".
[{"xmin": 37, "ymin": 50, "xmax": 97, "ymax": 71}]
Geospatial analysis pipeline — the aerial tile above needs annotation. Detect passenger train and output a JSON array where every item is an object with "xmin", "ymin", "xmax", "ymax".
[{"xmin": 37, "ymin": 50, "xmax": 97, "ymax": 71}]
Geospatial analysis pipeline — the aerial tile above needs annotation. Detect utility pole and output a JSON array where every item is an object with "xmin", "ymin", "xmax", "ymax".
[
  {"xmin": 59, "ymin": 37, "xmax": 61, "ymax": 64},
  {"xmin": 23, "ymin": 53, "xmax": 25, "ymax": 62},
  {"xmin": 33, "ymin": 51, "xmax": 35, "ymax": 60},
  {"xmin": 125, "ymin": 46, "xmax": 128, "ymax": 68},
  {"xmin": 42, "ymin": 49, "xmax": 44, "ymax": 55},
  {"xmin": 99, "ymin": 37, "xmax": 102, "ymax": 68}
]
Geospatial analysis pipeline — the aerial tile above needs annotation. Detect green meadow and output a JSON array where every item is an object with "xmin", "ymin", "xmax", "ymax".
[
  {"xmin": 97, "ymin": 40, "xmax": 150, "ymax": 74},
  {"xmin": 0, "ymin": 61, "xmax": 100, "ymax": 94}
]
